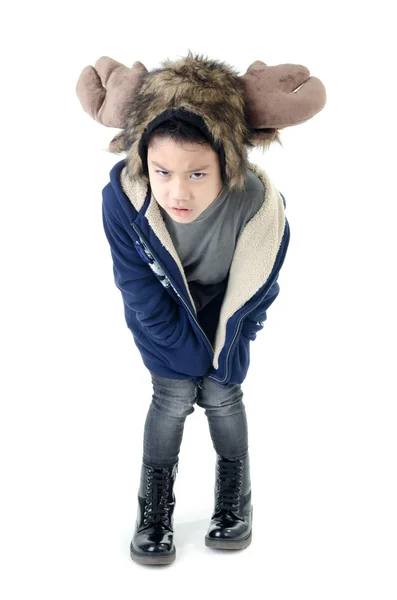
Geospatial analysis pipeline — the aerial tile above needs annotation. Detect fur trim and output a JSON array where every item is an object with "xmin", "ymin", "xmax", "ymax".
[{"xmin": 120, "ymin": 52, "xmax": 256, "ymax": 192}]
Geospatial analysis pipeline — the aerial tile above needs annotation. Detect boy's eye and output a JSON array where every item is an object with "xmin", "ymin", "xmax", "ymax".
[{"xmin": 155, "ymin": 170, "xmax": 205, "ymax": 179}]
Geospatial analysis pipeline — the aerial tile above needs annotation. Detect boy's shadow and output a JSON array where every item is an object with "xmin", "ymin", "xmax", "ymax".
[
  {"xmin": 174, "ymin": 515, "xmax": 247, "ymax": 556},
  {"xmin": 173, "ymin": 516, "xmax": 210, "ymax": 553}
]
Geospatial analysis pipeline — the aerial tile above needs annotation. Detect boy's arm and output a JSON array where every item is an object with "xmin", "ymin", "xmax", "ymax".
[
  {"xmin": 240, "ymin": 279, "xmax": 280, "ymax": 341},
  {"xmin": 102, "ymin": 201, "xmax": 212, "ymax": 376},
  {"xmin": 217, "ymin": 279, "xmax": 280, "ymax": 385}
]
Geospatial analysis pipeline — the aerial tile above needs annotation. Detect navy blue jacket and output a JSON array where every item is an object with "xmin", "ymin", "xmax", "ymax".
[{"xmin": 102, "ymin": 159, "xmax": 290, "ymax": 388}]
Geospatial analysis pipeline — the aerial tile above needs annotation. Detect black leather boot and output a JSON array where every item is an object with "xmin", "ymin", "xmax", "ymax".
[
  {"xmin": 205, "ymin": 453, "xmax": 253, "ymax": 550},
  {"xmin": 130, "ymin": 460, "xmax": 178, "ymax": 565}
]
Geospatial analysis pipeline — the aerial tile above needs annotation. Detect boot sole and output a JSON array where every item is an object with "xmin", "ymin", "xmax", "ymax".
[
  {"xmin": 130, "ymin": 545, "xmax": 176, "ymax": 565},
  {"xmin": 205, "ymin": 507, "xmax": 253, "ymax": 550},
  {"xmin": 205, "ymin": 531, "xmax": 252, "ymax": 550}
]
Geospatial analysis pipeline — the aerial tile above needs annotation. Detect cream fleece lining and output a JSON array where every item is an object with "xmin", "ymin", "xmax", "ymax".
[{"xmin": 120, "ymin": 162, "xmax": 285, "ymax": 370}]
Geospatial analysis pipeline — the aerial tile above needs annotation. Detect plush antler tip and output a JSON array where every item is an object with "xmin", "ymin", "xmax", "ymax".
[
  {"xmin": 247, "ymin": 60, "xmax": 267, "ymax": 71},
  {"xmin": 95, "ymin": 56, "xmax": 111, "ymax": 69}
]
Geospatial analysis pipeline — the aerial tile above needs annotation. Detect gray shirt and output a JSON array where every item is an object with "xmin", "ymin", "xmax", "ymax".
[{"xmin": 159, "ymin": 169, "xmax": 264, "ymax": 313}]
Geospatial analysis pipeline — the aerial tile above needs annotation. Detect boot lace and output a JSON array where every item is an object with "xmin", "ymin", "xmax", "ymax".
[
  {"xmin": 143, "ymin": 466, "xmax": 173, "ymax": 526},
  {"xmin": 215, "ymin": 459, "xmax": 244, "ymax": 513}
]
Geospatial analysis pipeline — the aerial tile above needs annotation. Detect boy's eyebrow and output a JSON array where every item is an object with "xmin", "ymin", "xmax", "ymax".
[{"xmin": 151, "ymin": 160, "xmax": 211, "ymax": 172}]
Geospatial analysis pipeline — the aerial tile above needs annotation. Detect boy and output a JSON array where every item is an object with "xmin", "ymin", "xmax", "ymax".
[{"xmin": 76, "ymin": 52, "xmax": 326, "ymax": 564}]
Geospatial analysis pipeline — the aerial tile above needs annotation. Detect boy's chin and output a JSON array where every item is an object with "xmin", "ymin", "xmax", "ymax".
[{"xmin": 168, "ymin": 208, "xmax": 196, "ymax": 221}]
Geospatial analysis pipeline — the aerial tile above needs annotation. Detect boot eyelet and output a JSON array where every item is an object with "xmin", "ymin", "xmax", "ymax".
[{"xmin": 144, "ymin": 518, "xmax": 148, "ymax": 524}]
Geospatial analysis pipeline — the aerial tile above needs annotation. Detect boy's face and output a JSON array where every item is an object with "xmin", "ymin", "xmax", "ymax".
[{"xmin": 147, "ymin": 136, "xmax": 223, "ymax": 222}]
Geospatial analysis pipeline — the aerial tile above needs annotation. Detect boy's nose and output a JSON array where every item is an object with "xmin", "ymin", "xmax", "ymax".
[{"xmin": 171, "ymin": 181, "xmax": 191, "ymax": 202}]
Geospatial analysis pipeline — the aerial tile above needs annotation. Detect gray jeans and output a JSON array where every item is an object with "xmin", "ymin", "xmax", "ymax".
[{"xmin": 143, "ymin": 371, "xmax": 249, "ymax": 465}]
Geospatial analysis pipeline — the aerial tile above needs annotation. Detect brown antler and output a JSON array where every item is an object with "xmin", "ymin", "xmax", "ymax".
[
  {"xmin": 76, "ymin": 56, "xmax": 148, "ymax": 128},
  {"xmin": 240, "ymin": 61, "xmax": 326, "ymax": 135}
]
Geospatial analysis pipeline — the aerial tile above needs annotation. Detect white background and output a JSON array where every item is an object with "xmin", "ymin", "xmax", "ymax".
[{"xmin": 1, "ymin": 1, "xmax": 396, "ymax": 597}]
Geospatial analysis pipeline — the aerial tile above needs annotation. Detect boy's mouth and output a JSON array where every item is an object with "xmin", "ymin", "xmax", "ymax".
[{"xmin": 171, "ymin": 207, "xmax": 192, "ymax": 216}]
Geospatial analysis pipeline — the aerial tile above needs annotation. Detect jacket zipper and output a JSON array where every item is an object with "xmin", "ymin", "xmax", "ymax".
[
  {"xmin": 132, "ymin": 225, "xmax": 215, "ymax": 356},
  {"xmin": 207, "ymin": 271, "xmax": 279, "ymax": 385}
]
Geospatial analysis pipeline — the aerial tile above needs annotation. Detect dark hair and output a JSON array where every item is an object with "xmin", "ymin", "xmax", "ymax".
[
  {"xmin": 139, "ymin": 111, "xmax": 227, "ymax": 185},
  {"xmin": 148, "ymin": 118, "xmax": 211, "ymax": 147}
]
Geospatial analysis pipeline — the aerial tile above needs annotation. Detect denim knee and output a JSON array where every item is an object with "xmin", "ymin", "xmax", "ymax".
[
  {"xmin": 196, "ymin": 377, "xmax": 245, "ymax": 417},
  {"xmin": 149, "ymin": 371, "xmax": 198, "ymax": 419}
]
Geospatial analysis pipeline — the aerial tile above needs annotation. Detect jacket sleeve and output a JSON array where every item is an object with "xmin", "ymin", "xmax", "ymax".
[
  {"xmin": 102, "ymin": 201, "xmax": 212, "ymax": 375},
  {"xmin": 240, "ymin": 278, "xmax": 280, "ymax": 341},
  {"xmin": 215, "ymin": 278, "xmax": 280, "ymax": 386}
]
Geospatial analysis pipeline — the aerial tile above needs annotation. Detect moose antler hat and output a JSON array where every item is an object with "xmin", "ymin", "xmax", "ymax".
[{"xmin": 76, "ymin": 51, "xmax": 326, "ymax": 191}]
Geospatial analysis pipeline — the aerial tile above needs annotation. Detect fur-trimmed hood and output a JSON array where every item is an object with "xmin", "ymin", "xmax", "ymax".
[{"xmin": 116, "ymin": 53, "xmax": 272, "ymax": 191}]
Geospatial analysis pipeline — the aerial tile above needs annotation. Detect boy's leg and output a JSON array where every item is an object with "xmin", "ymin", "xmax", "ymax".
[
  {"xmin": 143, "ymin": 371, "xmax": 198, "ymax": 465},
  {"xmin": 196, "ymin": 377, "xmax": 248, "ymax": 458},
  {"xmin": 197, "ymin": 377, "xmax": 252, "ymax": 550},
  {"xmin": 130, "ymin": 371, "xmax": 198, "ymax": 565}
]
